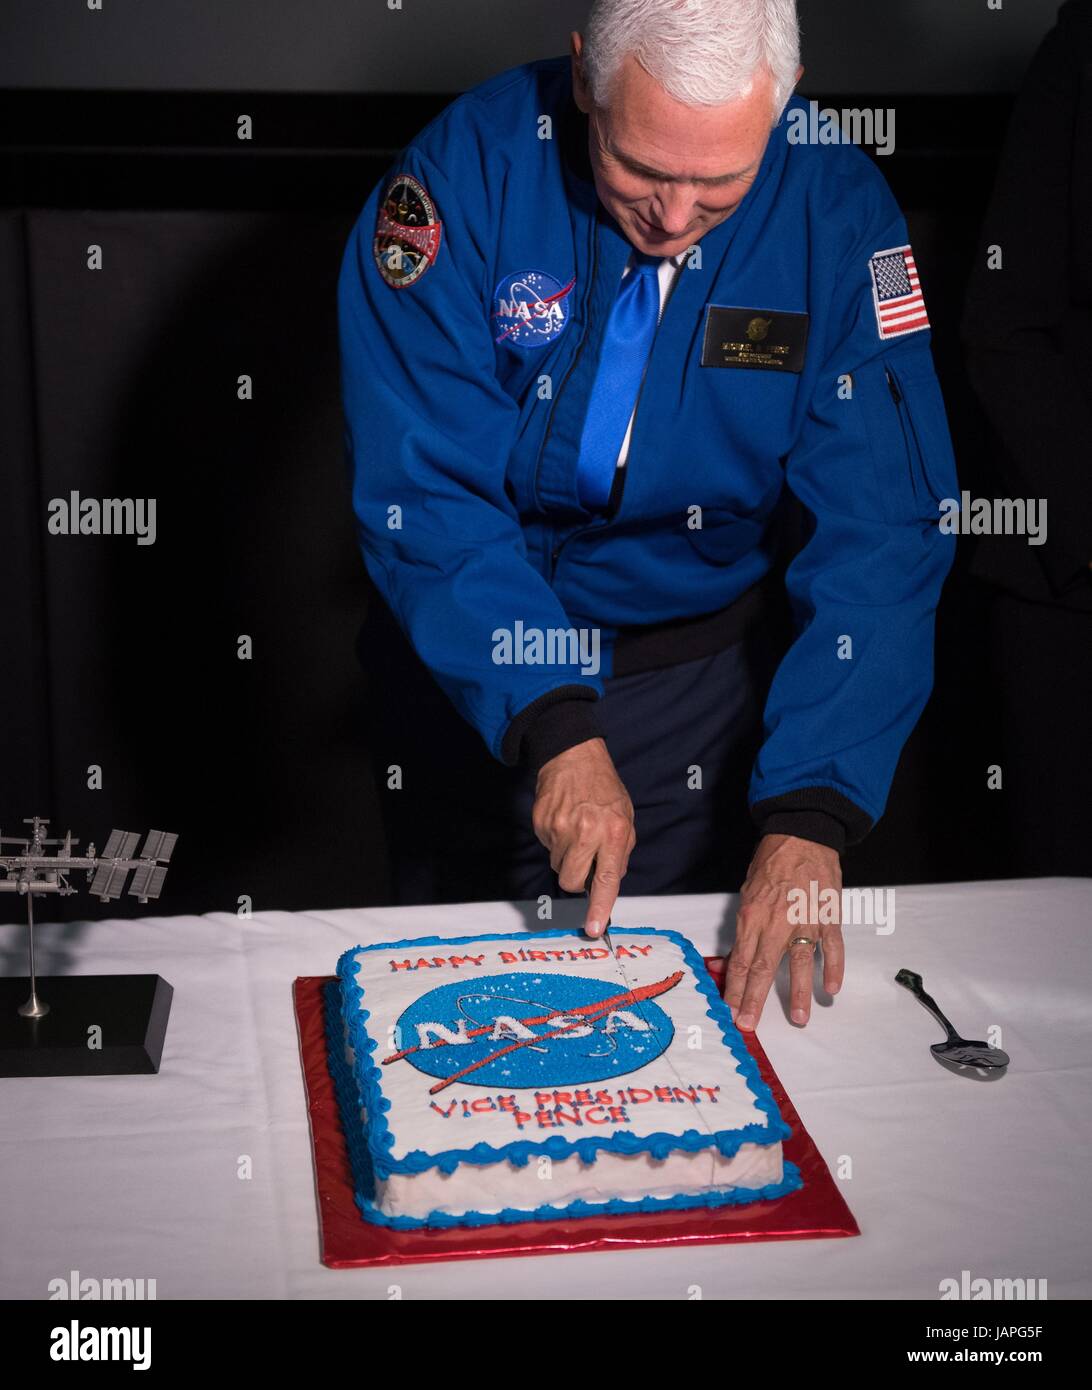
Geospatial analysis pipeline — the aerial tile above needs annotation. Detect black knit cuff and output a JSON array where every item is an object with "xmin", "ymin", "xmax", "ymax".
[
  {"xmin": 501, "ymin": 688, "xmax": 603, "ymax": 770},
  {"xmin": 750, "ymin": 788, "xmax": 874, "ymax": 853}
]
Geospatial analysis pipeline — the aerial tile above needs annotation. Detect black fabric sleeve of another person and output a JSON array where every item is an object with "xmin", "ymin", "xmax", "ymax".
[{"xmin": 961, "ymin": 0, "xmax": 1092, "ymax": 598}]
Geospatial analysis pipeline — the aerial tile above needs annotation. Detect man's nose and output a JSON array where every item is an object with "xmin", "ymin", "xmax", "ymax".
[{"xmin": 650, "ymin": 183, "xmax": 695, "ymax": 235}]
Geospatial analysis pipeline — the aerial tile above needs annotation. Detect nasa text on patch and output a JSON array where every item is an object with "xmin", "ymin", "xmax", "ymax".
[
  {"xmin": 700, "ymin": 306, "xmax": 809, "ymax": 371},
  {"xmin": 869, "ymin": 245, "xmax": 930, "ymax": 339},
  {"xmin": 492, "ymin": 269, "xmax": 575, "ymax": 348}
]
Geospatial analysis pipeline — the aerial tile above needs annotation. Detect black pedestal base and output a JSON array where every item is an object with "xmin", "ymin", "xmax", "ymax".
[{"xmin": 0, "ymin": 975, "xmax": 173, "ymax": 1076}]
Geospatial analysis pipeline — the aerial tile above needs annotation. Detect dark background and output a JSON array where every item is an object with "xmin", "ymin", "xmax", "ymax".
[{"xmin": 0, "ymin": 2, "xmax": 1062, "ymax": 919}]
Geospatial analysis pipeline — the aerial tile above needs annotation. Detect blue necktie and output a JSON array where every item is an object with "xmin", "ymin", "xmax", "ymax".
[{"xmin": 575, "ymin": 251, "xmax": 662, "ymax": 509}]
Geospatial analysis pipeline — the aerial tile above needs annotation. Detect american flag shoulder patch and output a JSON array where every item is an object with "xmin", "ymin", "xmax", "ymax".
[{"xmin": 868, "ymin": 244, "xmax": 930, "ymax": 340}]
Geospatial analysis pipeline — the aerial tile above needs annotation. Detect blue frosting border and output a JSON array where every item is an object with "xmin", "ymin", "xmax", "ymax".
[
  {"xmin": 333, "ymin": 927, "xmax": 794, "ymax": 1180},
  {"xmin": 323, "ymin": 978, "xmax": 804, "ymax": 1231}
]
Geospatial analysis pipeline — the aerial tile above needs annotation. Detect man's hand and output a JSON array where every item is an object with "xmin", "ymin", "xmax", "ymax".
[
  {"xmin": 532, "ymin": 737, "xmax": 635, "ymax": 938},
  {"xmin": 723, "ymin": 833, "xmax": 844, "ymax": 1031}
]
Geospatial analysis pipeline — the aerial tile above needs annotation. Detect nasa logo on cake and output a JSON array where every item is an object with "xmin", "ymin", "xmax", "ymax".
[
  {"xmin": 384, "ymin": 971, "xmax": 680, "ymax": 1093},
  {"xmin": 492, "ymin": 269, "xmax": 575, "ymax": 348},
  {"xmin": 373, "ymin": 172, "xmax": 442, "ymax": 289}
]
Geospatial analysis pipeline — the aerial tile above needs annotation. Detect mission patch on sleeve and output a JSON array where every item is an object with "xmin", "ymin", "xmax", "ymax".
[{"xmin": 373, "ymin": 172, "xmax": 443, "ymax": 289}]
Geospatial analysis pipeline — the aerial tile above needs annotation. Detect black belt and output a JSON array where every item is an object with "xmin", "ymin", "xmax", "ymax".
[{"xmin": 611, "ymin": 576, "xmax": 774, "ymax": 679}]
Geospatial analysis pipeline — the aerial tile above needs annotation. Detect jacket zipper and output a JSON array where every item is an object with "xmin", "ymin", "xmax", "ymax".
[
  {"xmin": 540, "ymin": 230, "xmax": 603, "ymax": 583},
  {"xmin": 549, "ymin": 516, "xmax": 607, "ymax": 581},
  {"xmin": 885, "ymin": 364, "xmax": 922, "ymax": 507},
  {"xmin": 536, "ymin": 228, "xmax": 601, "ymax": 516}
]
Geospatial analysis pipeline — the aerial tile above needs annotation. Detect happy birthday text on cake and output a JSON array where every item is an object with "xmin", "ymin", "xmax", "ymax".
[{"xmin": 386, "ymin": 945, "xmax": 654, "ymax": 972}]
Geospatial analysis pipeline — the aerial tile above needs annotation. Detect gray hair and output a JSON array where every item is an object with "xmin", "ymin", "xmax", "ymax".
[{"xmin": 581, "ymin": 0, "xmax": 801, "ymax": 121}]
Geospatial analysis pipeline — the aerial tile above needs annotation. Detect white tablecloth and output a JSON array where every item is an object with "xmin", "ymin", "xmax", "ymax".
[{"xmin": 1, "ymin": 878, "xmax": 1089, "ymax": 1300}]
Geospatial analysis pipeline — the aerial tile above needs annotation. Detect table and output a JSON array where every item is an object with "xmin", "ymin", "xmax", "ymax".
[{"xmin": 1, "ymin": 878, "xmax": 1089, "ymax": 1299}]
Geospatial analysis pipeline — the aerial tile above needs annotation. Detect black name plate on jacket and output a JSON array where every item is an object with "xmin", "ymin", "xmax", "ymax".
[{"xmin": 701, "ymin": 305, "xmax": 809, "ymax": 372}]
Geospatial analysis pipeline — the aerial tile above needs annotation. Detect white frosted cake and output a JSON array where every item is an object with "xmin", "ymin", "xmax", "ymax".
[{"xmin": 326, "ymin": 927, "xmax": 802, "ymax": 1229}]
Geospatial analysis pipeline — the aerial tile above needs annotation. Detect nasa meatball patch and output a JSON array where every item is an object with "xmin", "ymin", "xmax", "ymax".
[
  {"xmin": 492, "ymin": 269, "xmax": 576, "ymax": 347},
  {"xmin": 373, "ymin": 172, "xmax": 442, "ymax": 289},
  {"xmin": 868, "ymin": 244, "xmax": 929, "ymax": 339}
]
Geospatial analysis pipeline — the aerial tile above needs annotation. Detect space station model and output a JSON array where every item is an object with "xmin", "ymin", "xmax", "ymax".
[{"xmin": 0, "ymin": 817, "xmax": 177, "ymax": 1019}]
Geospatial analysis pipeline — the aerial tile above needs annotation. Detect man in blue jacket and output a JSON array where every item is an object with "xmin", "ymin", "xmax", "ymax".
[{"xmin": 338, "ymin": 0, "xmax": 957, "ymax": 1032}]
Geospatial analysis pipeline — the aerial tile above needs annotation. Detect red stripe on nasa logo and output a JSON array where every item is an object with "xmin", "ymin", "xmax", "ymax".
[{"xmin": 492, "ymin": 269, "xmax": 576, "ymax": 347}]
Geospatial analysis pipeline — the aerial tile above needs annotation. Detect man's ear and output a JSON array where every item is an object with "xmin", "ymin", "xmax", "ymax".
[
  {"xmin": 570, "ymin": 31, "xmax": 592, "ymax": 114},
  {"xmin": 794, "ymin": 63, "xmax": 805, "ymax": 88}
]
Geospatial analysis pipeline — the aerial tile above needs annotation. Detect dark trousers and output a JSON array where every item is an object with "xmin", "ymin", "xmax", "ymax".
[{"xmin": 362, "ymin": 607, "xmax": 783, "ymax": 905}]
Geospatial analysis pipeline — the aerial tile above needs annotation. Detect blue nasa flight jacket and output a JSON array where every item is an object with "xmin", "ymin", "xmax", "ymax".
[{"xmin": 337, "ymin": 57, "xmax": 959, "ymax": 852}]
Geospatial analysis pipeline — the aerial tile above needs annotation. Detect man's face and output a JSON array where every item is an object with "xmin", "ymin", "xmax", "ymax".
[{"xmin": 571, "ymin": 37, "xmax": 785, "ymax": 258}]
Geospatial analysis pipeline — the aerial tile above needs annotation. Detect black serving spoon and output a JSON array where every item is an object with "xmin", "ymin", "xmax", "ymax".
[{"xmin": 895, "ymin": 969, "xmax": 1010, "ymax": 1070}]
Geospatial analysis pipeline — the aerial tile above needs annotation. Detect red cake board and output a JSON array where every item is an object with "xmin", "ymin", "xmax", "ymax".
[{"xmin": 294, "ymin": 958, "xmax": 859, "ymax": 1268}]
